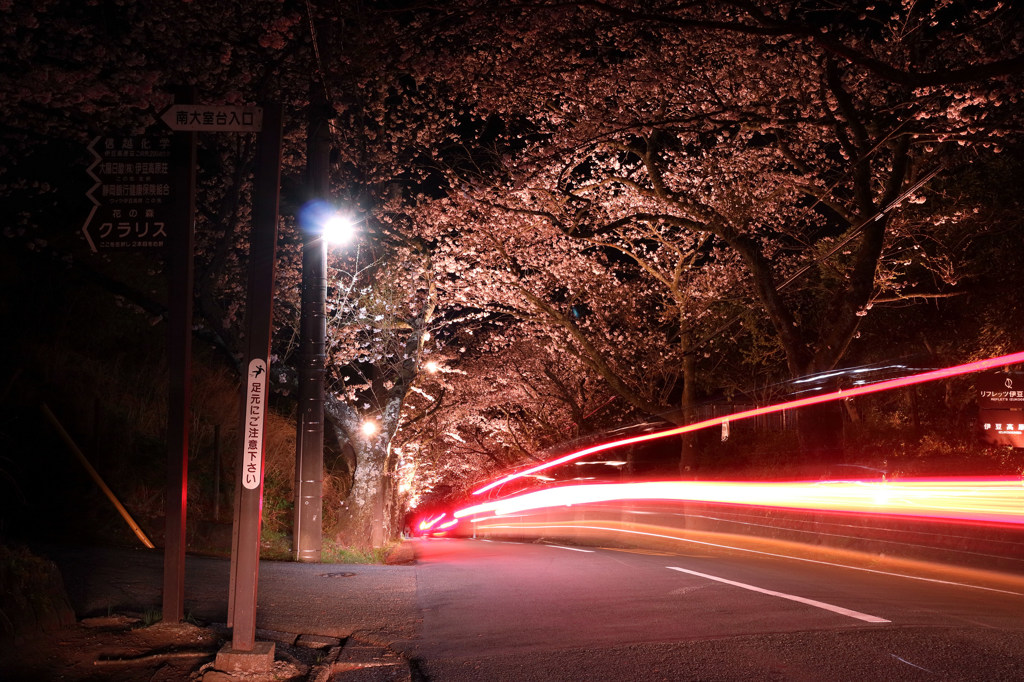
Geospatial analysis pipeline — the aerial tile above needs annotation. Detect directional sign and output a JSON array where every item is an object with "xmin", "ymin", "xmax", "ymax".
[
  {"xmin": 82, "ymin": 136, "xmax": 173, "ymax": 251},
  {"xmin": 160, "ymin": 104, "xmax": 263, "ymax": 132}
]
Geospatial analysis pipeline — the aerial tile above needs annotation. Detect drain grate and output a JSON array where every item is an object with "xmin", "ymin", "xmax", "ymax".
[{"xmin": 318, "ymin": 571, "xmax": 357, "ymax": 578}]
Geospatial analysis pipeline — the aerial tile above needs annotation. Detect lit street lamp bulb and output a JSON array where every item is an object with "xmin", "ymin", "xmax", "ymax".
[
  {"xmin": 424, "ymin": 361, "xmax": 440, "ymax": 374},
  {"xmin": 361, "ymin": 420, "xmax": 379, "ymax": 437},
  {"xmin": 323, "ymin": 213, "xmax": 355, "ymax": 245}
]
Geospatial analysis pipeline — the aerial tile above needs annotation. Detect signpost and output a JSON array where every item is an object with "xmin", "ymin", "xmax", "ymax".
[
  {"xmin": 82, "ymin": 135, "xmax": 173, "ymax": 251},
  {"xmin": 162, "ymin": 89, "xmax": 197, "ymax": 625},
  {"xmin": 222, "ymin": 102, "xmax": 282, "ymax": 662},
  {"xmin": 90, "ymin": 94, "xmax": 277, "ymax": 667}
]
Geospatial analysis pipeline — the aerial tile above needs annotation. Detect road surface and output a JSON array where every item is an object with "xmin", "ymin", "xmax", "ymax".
[{"xmin": 43, "ymin": 536, "xmax": 1024, "ymax": 680}]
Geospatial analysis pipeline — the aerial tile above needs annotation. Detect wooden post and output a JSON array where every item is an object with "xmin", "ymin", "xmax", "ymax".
[
  {"xmin": 228, "ymin": 102, "xmax": 282, "ymax": 651},
  {"xmin": 162, "ymin": 86, "xmax": 197, "ymax": 624}
]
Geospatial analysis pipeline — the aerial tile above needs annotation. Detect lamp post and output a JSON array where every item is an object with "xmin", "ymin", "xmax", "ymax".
[{"xmin": 294, "ymin": 202, "xmax": 353, "ymax": 562}]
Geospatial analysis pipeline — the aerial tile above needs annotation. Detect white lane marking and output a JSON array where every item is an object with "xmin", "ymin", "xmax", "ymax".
[
  {"xmin": 545, "ymin": 544, "xmax": 595, "ymax": 553},
  {"xmin": 489, "ymin": 523, "xmax": 1024, "ymax": 595},
  {"xmin": 667, "ymin": 566, "xmax": 890, "ymax": 623}
]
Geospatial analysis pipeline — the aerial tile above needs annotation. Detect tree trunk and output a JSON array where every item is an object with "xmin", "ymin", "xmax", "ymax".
[
  {"xmin": 796, "ymin": 401, "xmax": 845, "ymax": 468},
  {"xmin": 342, "ymin": 439, "xmax": 390, "ymax": 549},
  {"xmin": 679, "ymin": 350, "xmax": 698, "ymax": 476}
]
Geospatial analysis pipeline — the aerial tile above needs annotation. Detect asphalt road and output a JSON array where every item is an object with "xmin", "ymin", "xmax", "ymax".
[
  {"xmin": 43, "ymin": 536, "xmax": 1024, "ymax": 680},
  {"xmin": 395, "ymin": 537, "xmax": 1024, "ymax": 681}
]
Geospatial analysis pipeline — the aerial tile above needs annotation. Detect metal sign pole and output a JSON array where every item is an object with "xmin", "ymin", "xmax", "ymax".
[
  {"xmin": 162, "ymin": 86, "xmax": 197, "ymax": 624},
  {"xmin": 227, "ymin": 102, "xmax": 282, "ymax": 653}
]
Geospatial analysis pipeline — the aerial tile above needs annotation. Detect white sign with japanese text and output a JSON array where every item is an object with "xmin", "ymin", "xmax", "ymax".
[
  {"xmin": 978, "ymin": 371, "xmax": 1024, "ymax": 447},
  {"xmin": 161, "ymin": 105, "xmax": 263, "ymax": 132},
  {"xmin": 242, "ymin": 358, "xmax": 268, "ymax": 490}
]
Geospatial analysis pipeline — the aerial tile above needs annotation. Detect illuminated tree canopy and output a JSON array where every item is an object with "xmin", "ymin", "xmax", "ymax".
[{"xmin": 2, "ymin": 0, "xmax": 1022, "ymax": 537}]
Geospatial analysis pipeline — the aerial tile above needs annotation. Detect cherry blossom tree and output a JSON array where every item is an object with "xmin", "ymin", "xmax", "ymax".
[
  {"xmin": 379, "ymin": 0, "xmax": 1024, "ymax": 458},
  {"xmin": 5, "ymin": 0, "xmax": 1023, "ymax": 542},
  {"xmin": 392, "ymin": 328, "xmax": 630, "ymax": 509}
]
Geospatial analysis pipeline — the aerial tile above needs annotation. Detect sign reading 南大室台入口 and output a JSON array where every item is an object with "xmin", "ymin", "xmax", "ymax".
[{"xmin": 160, "ymin": 104, "xmax": 263, "ymax": 133}]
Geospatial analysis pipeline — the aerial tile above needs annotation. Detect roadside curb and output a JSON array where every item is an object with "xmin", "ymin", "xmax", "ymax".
[
  {"xmin": 384, "ymin": 541, "xmax": 416, "ymax": 565},
  {"xmin": 309, "ymin": 636, "xmax": 411, "ymax": 681}
]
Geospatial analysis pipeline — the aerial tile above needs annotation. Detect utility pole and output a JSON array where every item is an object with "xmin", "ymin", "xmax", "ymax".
[{"xmin": 294, "ymin": 91, "xmax": 330, "ymax": 562}]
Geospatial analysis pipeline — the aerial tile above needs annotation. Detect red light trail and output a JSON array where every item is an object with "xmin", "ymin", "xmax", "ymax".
[
  {"xmin": 418, "ymin": 513, "xmax": 447, "ymax": 531},
  {"xmin": 455, "ymin": 477, "xmax": 1024, "ymax": 526},
  {"xmin": 471, "ymin": 350, "xmax": 1024, "ymax": 496}
]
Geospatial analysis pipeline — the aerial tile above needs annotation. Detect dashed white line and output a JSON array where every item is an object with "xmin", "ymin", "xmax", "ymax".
[
  {"xmin": 667, "ymin": 566, "xmax": 890, "ymax": 623},
  {"xmin": 488, "ymin": 523, "xmax": 1023, "ymax": 595},
  {"xmin": 545, "ymin": 544, "xmax": 595, "ymax": 553}
]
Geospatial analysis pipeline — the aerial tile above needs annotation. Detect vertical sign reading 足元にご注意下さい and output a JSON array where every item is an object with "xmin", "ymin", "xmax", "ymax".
[{"xmin": 243, "ymin": 358, "xmax": 267, "ymax": 489}]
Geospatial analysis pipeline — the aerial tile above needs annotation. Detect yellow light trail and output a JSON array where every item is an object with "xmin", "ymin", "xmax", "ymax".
[{"xmin": 456, "ymin": 477, "xmax": 1024, "ymax": 526}]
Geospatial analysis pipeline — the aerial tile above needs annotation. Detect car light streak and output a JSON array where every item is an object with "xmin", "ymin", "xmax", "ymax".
[
  {"xmin": 471, "ymin": 350, "xmax": 1024, "ymax": 496},
  {"xmin": 437, "ymin": 518, "xmax": 459, "ymax": 530},
  {"xmin": 418, "ymin": 513, "xmax": 447, "ymax": 531},
  {"xmin": 455, "ymin": 478, "xmax": 1024, "ymax": 526}
]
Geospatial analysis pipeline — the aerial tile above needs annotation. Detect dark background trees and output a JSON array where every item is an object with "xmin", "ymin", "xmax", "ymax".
[{"xmin": 1, "ymin": 0, "xmax": 1022, "ymax": 549}]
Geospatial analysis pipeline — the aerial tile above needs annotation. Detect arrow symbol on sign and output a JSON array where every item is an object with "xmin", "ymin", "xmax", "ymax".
[{"xmin": 81, "ymin": 136, "xmax": 102, "ymax": 253}]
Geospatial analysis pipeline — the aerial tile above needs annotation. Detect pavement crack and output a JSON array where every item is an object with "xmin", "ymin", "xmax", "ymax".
[{"xmin": 890, "ymin": 653, "xmax": 933, "ymax": 673}]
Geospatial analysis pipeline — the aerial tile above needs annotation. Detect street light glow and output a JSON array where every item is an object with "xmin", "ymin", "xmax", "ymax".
[
  {"xmin": 361, "ymin": 420, "xmax": 379, "ymax": 437},
  {"xmin": 322, "ymin": 212, "xmax": 355, "ymax": 245}
]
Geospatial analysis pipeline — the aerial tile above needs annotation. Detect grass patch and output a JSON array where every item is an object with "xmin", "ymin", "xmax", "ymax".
[
  {"xmin": 320, "ymin": 540, "xmax": 394, "ymax": 564},
  {"xmin": 259, "ymin": 528, "xmax": 293, "ymax": 561}
]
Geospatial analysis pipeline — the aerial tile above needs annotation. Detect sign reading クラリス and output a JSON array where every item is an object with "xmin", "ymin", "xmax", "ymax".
[{"xmin": 81, "ymin": 136, "xmax": 173, "ymax": 251}]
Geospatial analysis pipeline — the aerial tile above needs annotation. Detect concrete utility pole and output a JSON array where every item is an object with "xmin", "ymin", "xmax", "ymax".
[{"xmin": 293, "ymin": 92, "xmax": 331, "ymax": 562}]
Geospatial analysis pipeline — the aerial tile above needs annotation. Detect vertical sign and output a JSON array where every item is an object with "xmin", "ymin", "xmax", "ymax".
[
  {"xmin": 978, "ymin": 371, "xmax": 1024, "ymax": 447},
  {"xmin": 243, "ymin": 359, "xmax": 267, "ymax": 489}
]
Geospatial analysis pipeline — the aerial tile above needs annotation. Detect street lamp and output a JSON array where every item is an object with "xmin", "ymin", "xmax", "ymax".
[
  {"xmin": 294, "ymin": 200, "xmax": 354, "ymax": 563},
  {"xmin": 322, "ymin": 212, "xmax": 355, "ymax": 246}
]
